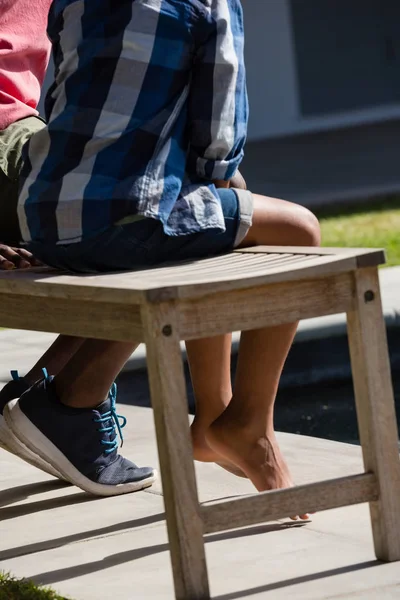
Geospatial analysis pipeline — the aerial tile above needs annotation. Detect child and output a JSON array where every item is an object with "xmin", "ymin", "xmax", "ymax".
[
  {"xmin": 7, "ymin": 0, "xmax": 319, "ymax": 511},
  {"xmin": 0, "ymin": 0, "xmax": 52, "ymax": 260},
  {"xmin": 0, "ymin": 0, "xmax": 80, "ymax": 470},
  {"xmin": 0, "ymin": 0, "xmax": 156, "ymax": 489}
]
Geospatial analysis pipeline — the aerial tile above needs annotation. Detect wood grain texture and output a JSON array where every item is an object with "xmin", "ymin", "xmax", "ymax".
[
  {"xmin": 0, "ymin": 268, "xmax": 150, "ymax": 304},
  {"xmin": 347, "ymin": 267, "xmax": 400, "ymax": 561},
  {"xmin": 141, "ymin": 302, "xmax": 209, "ymax": 600},
  {"xmin": 202, "ymin": 473, "xmax": 378, "ymax": 534},
  {"xmin": 145, "ymin": 253, "xmax": 372, "ymax": 302},
  {"xmin": 0, "ymin": 293, "xmax": 143, "ymax": 341},
  {"xmin": 178, "ymin": 272, "xmax": 354, "ymax": 340},
  {"xmin": 0, "ymin": 247, "xmax": 383, "ymax": 303},
  {"xmin": 237, "ymin": 246, "xmax": 386, "ymax": 268}
]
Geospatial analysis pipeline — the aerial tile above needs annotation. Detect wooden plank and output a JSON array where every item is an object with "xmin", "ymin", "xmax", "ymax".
[
  {"xmin": 162, "ymin": 253, "xmax": 283, "ymax": 272},
  {"xmin": 0, "ymin": 293, "xmax": 144, "ymax": 342},
  {"xmin": 202, "ymin": 473, "xmax": 378, "ymax": 534},
  {"xmin": 0, "ymin": 248, "xmax": 379, "ymax": 304},
  {"xmin": 178, "ymin": 272, "xmax": 354, "ymax": 340},
  {"xmin": 145, "ymin": 253, "xmax": 294, "ymax": 278},
  {"xmin": 0, "ymin": 269, "xmax": 149, "ymax": 305},
  {"xmin": 141, "ymin": 302, "xmax": 209, "ymax": 600},
  {"xmin": 164, "ymin": 254, "xmax": 316, "ymax": 278},
  {"xmin": 145, "ymin": 255, "xmax": 319, "ymax": 285},
  {"xmin": 347, "ymin": 267, "xmax": 400, "ymax": 561},
  {"xmin": 237, "ymin": 246, "xmax": 386, "ymax": 268},
  {"xmin": 145, "ymin": 254, "xmax": 362, "ymax": 302}
]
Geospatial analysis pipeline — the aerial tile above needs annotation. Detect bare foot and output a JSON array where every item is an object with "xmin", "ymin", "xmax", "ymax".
[
  {"xmin": 206, "ymin": 416, "xmax": 309, "ymax": 521},
  {"xmin": 191, "ymin": 420, "xmax": 246, "ymax": 478}
]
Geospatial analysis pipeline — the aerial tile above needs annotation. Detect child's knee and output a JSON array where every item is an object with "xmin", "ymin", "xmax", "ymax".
[{"xmin": 296, "ymin": 206, "xmax": 321, "ymax": 247}]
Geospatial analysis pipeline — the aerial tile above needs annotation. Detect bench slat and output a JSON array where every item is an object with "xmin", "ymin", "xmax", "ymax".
[
  {"xmin": 0, "ymin": 247, "xmax": 382, "ymax": 303},
  {"xmin": 238, "ymin": 246, "xmax": 386, "ymax": 268}
]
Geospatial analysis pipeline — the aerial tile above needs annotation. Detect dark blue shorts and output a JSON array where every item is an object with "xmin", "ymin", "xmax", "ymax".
[{"xmin": 29, "ymin": 188, "xmax": 253, "ymax": 274}]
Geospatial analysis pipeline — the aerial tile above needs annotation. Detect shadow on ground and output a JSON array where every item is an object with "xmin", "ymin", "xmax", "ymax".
[{"xmin": 26, "ymin": 523, "xmax": 305, "ymax": 587}]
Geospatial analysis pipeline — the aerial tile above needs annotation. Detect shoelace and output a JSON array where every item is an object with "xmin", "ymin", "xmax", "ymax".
[
  {"xmin": 93, "ymin": 383, "xmax": 127, "ymax": 454},
  {"xmin": 40, "ymin": 369, "xmax": 127, "ymax": 455}
]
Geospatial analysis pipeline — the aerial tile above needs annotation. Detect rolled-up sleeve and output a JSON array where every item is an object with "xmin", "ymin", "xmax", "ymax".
[{"xmin": 187, "ymin": 0, "xmax": 248, "ymax": 182}]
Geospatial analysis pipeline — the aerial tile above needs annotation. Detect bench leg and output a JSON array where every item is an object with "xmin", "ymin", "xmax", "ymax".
[
  {"xmin": 347, "ymin": 267, "xmax": 400, "ymax": 561},
  {"xmin": 142, "ymin": 303, "xmax": 210, "ymax": 600}
]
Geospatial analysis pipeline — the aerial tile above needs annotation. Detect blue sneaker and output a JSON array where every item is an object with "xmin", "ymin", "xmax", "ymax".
[
  {"xmin": 4, "ymin": 375, "xmax": 157, "ymax": 496},
  {"xmin": 0, "ymin": 371, "xmax": 30, "ymax": 449},
  {"xmin": 0, "ymin": 371, "xmax": 30, "ymax": 413},
  {"xmin": 0, "ymin": 371, "xmax": 62, "ymax": 479}
]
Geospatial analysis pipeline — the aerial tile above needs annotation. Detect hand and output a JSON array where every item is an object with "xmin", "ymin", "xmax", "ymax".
[
  {"xmin": 229, "ymin": 170, "xmax": 247, "ymax": 190},
  {"xmin": 213, "ymin": 170, "xmax": 247, "ymax": 191},
  {"xmin": 212, "ymin": 179, "xmax": 230, "ymax": 189},
  {"xmin": 0, "ymin": 244, "xmax": 42, "ymax": 270}
]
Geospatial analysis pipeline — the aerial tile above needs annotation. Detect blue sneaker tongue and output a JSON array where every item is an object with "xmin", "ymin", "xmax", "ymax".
[{"xmin": 95, "ymin": 396, "xmax": 112, "ymax": 414}]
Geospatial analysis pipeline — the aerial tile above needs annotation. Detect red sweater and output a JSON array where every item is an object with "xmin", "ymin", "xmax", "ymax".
[{"xmin": 0, "ymin": 0, "xmax": 52, "ymax": 130}]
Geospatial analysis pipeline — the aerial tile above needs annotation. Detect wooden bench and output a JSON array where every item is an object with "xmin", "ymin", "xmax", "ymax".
[{"xmin": 0, "ymin": 246, "xmax": 400, "ymax": 599}]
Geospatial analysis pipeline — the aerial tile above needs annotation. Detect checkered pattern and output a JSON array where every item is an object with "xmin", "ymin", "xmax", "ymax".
[{"xmin": 18, "ymin": 0, "xmax": 248, "ymax": 245}]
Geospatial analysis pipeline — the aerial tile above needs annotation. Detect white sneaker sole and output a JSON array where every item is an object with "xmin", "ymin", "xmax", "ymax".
[
  {"xmin": 4, "ymin": 400, "xmax": 157, "ymax": 497},
  {"xmin": 0, "ymin": 413, "xmax": 63, "ymax": 479}
]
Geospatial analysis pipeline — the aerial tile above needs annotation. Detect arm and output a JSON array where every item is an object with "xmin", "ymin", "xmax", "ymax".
[{"xmin": 187, "ymin": 1, "xmax": 248, "ymax": 184}]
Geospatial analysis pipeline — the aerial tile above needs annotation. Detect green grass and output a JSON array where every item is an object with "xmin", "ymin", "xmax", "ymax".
[
  {"xmin": 0, "ymin": 573, "xmax": 70, "ymax": 600},
  {"xmin": 317, "ymin": 197, "xmax": 400, "ymax": 267}
]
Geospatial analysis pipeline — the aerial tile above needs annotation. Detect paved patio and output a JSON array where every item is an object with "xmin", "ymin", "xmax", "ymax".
[{"xmin": 1, "ymin": 404, "xmax": 400, "ymax": 599}]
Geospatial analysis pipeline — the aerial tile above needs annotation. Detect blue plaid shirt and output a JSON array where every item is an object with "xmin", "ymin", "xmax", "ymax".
[{"xmin": 18, "ymin": 0, "xmax": 248, "ymax": 244}]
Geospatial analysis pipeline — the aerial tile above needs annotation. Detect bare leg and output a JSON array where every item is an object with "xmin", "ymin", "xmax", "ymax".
[
  {"xmin": 239, "ymin": 193, "xmax": 320, "ymax": 249},
  {"xmin": 53, "ymin": 339, "xmax": 139, "ymax": 408},
  {"xmin": 24, "ymin": 335, "xmax": 85, "ymax": 384},
  {"xmin": 207, "ymin": 324, "xmax": 297, "ymax": 489},
  {"xmin": 187, "ymin": 178, "xmax": 245, "ymax": 475},
  {"xmin": 187, "ymin": 334, "xmax": 248, "ymax": 477},
  {"xmin": 186, "ymin": 335, "xmax": 246, "ymax": 476},
  {"xmin": 188, "ymin": 335, "xmax": 232, "ymax": 462},
  {"xmin": 188, "ymin": 194, "xmax": 320, "ymax": 518}
]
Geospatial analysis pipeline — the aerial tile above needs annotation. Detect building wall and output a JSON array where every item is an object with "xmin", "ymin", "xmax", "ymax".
[
  {"xmin": 243, "ymin": 0, "xmax": 400, "ymax": 140},
  {"xmin": 243, "ymin": 0, "xmax": 298, "ymax": 141},
  {"xmin": 39, "ymin": 0, "xmax": 400, "ymax": 140}
]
